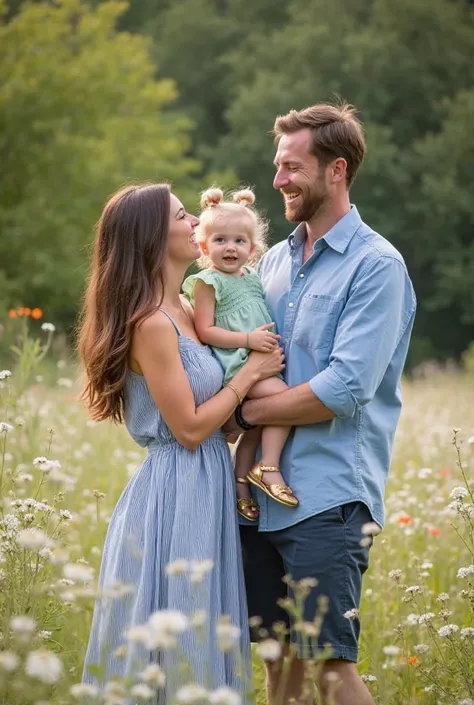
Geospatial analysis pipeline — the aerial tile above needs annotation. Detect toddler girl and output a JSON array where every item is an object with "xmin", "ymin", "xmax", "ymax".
[{"xmin": 183, "ymin": 187, "xmax": 298, "ymax": 521}]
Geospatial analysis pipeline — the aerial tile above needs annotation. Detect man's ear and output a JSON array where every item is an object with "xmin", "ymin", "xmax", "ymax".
[{"xmin": 331, "ymin": 157, "xmax": 348, "ymax": 184}]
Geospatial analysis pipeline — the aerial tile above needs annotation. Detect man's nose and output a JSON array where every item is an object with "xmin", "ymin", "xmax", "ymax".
[{"xmin": 273, "ymin": 169, "xmax": 289, "ymax": 190}]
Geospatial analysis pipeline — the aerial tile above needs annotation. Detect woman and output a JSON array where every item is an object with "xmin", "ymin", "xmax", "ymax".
[{"xmin": 78, "ymin": 183, "xmax": 284, "ymax": 699}]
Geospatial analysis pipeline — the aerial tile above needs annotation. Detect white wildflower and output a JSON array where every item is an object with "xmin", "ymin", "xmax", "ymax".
[
  {"xmin": 343, "ymin": 608, "xmax": 360, "ymax": 620},
  {"xmin": 138, "ymin": 664, "xmax": 166, "ymax": 687},
  {"xmin": 126, "ymin": 625, "xmax": 151, "ymax": 645},
  {"xmin": 209, "ymin": 687, "xmax": 242, "ymax": 705},
  {"xmin": 460, "ymin": 627, "xmax": 474, "ymax": 639},
  {"xmin": 145, "ymin": 609, "xmax": 189, "ymax": 649},
  {"xmin": 388, "ymin": 569, "xmax": 403, "ymax": 581},
  {"xmin": 0, "ymin": 422, "xmax": 14, "ymax": 433},
  {"xmin": 38, "ymin": 630, "xmax": 52, "ymax": 640},
  {"xmin": 361, "ymin": 674, "xmax": 377, "ymax": 683},
  {"xmin": 33, "ymin": 457, "xmax": 48, "ymax": 466},
  {"xmin": 382, "ymin": 645, "xmax": 400, "ymax": 656},
  {"xmin": 175, "ymin": 684, "xmax": 209, "ymax": 704},
  {"xmin": 420, "ymin": 561, "xmax": 433, "ymax": 570},
  {"xmin": 63, "ymin": 563, "xmax": 94, "ymax": 582},
  {"xmin": 189, "ymin": 559, "xmax": 214, "ymax": 583},
  {"xmin": 468, "ymin": 436, "xmax": 474, "ymax": 445},
  {"xmin": 450, "ymin": 487, "xmax": 469, "ymax": 500},
  {"xmin": 17, "ymin": 528, "xmax": 54, "ymax": 551},
  {"xmin": 414, "ymin": 644, "xmax": 429, "ymax": 654},
  {"xmin": 418, "ymin": 613, "xmax": 435, "ymax": 624},
  {"xmin": 191, "ymin": 610, "xmax": 207, "ymax": 628},
  {"xmin": 0, "ymin": 370, "xmax": 12, "ymax": 380},
  {"xmin": 0, "ymin": 651, "xmax": 19, "ymax": 671},
  {"xmin": 103, "ymin": 681, "xmax": 127, "ymax": 705},
  {"xmin": 41, "ymin": 323, "xmax": 55, "ymax": 333},
  {"xmin": 165, "ymin": 559, "xmax": 189, "ymax": 576},
  {"xmin": 25, "ymin": 648, "xmax": 63, "ymax": 683},
  {"xmin": 216, "ymin": 620, "xmax": 240, "ymax": 652},
  {"xmin": 70, "ymin": 683, "xmax": 99, "ymax": 699},
  {"xmin": 130, "ymin": 684, "xmax": 155, "ymax": 701},
  {"xmin": 439, "ymin": 609, "xmax": 453, "ymax": 619},
  {"xmin": 457, "ymin": 565, "xmax": 474, "ymax": 579},
  {"xmin": 10, "ymin": 615, "xmax": 36, "ymax": 634},
  {"xmin": 437, "ymin": 593, "xmax": 450, "ymax": 602},
  {"xmin": 438, "ymin": 624, "xmax": 459, "ymax": 638},
  {"xmin": 57, "ymin": 378, "xmax": 73, "ymax": 388},
  {"xmin": 59, "ymin": 510, "xmax": 72, "ymax": 521},
  {"xmin": 459, "ymin": 700, "xmax": 474, "ymax": 705},
  {"xmin": 256, "ymin": 639, "xmax": 282, "ymax": 662},
  {"xmin": 38, "ymin": 459, "xmax": 61, "ymax": 474},
  {"xmin": 406, "ymin": 613, "xmax": 419, "ymax": 626},
  {"xmin": 405, "ymin": 585, "xmax": 422, "ymax": 594}
]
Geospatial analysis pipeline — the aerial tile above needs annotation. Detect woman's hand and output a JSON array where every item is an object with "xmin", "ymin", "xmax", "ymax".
[
  {"xmin": 248, "ymin": 323, "xmax": 280, "ymax": 352},
  {"xmin": 245, "ymin": 345, "xmax": 285, "ymax": 382}
]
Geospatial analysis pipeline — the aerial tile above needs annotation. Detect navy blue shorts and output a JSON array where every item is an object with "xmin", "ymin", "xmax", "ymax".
[{"xmin": 239, "ymin": 502, "xmax": 373, "ymax": 662}]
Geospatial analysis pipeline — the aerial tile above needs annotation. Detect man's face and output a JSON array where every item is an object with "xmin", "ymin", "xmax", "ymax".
[{"xmin": 273, "ymin": 128, "xmax": 330, "ymax": 223}]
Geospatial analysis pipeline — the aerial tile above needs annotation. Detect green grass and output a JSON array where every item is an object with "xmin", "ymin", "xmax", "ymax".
[{"xmin": 0, "ymin": 354, "xmax": 473, "ymax": 704}]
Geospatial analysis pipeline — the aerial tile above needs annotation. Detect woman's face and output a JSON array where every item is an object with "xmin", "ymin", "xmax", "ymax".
[{"xmin": 167, "ymin": 194, "xmax": 200, "ymax": 265}]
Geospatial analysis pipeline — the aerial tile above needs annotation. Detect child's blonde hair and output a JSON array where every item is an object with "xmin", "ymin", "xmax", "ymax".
[{"xmin": 196, "ymin": 187, "xmax": 268, "ymax": 269}]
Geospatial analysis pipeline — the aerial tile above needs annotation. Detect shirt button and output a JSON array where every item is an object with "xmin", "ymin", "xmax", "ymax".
[
  {"xmin": 288, "ymin": 302, "xmax": 294, "ymax": 308},
  {"xmin": 299, "ymin": 273, "xmax": 305, "ymax": 278}
]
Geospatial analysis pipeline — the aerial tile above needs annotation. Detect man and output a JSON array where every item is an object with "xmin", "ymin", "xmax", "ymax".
[{"xmin": 232, "ymin": 103, "xmax": 416, "ymax": 705}]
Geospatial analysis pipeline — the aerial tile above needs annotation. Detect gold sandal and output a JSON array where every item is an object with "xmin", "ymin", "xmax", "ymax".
[
  {"xmin": 236, "ymin": 477, "xmax": 259, "ymax": 521},
  {"xmin": 247, "ymin": 463, "xmax": 299, "ymax": 508}
]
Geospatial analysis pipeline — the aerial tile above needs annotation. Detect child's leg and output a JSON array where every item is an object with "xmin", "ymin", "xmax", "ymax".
[
  {"xmin": 246, "ymin": 377, "xmax": 298, "ymax": 506},
  {"xmin": 234, "ymin": 427, "xmax": 261, "ymax": 520},
  {"xmin": 234, "ymin": 426, "xmax": 262, "ymax": 480}
]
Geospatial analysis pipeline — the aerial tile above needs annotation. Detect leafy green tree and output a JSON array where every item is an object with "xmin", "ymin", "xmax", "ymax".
[{"xmin": 0, "ymin": 0, "xmax": 198, "ymax": 327}]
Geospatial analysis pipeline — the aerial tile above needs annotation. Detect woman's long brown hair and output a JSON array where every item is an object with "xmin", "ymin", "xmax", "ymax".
[{"xmin": 78, "ymin": 183, "xmax": 171, "ymax": 423}]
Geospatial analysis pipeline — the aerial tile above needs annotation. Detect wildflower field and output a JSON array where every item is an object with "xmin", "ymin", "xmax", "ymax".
[{"xmin": 0, "ymin": 314, "xmax": 473, "ymax": 705}]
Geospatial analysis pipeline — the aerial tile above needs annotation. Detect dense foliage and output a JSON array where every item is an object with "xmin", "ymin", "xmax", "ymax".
[{"xmin": 2, "ymin": 0, "xmax": 474, "ymax": 363}]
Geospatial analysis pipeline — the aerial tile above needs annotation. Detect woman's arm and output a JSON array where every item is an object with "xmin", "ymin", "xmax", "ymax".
[
  {"xmin": 193, "ymin": 280, "xmax": 279, "ymax": 352},
  {"xmin": 132, "ymin": 311, "xmax": 284, "ymax": 450}
]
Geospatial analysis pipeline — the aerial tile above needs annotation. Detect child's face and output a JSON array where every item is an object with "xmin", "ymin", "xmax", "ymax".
[{"xmin": 203, "ymin": 218, "xmax": 254, "ymax": 275}]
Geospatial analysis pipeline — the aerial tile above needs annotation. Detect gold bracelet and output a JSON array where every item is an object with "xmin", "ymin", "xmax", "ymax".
[{"xmin": 225, "ymin": 382, "xmax": 243, "ymax": 406}]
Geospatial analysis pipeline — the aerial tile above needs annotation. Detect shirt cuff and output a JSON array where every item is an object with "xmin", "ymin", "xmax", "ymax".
[{"xmin": 309, "ymin": 367, "xmax": 359, "ymax": 419}]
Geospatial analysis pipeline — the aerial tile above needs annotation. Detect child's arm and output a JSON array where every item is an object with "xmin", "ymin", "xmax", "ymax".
[{"xmin": 193, "ymin": 280, "xmax": 278, "ymax": 351}]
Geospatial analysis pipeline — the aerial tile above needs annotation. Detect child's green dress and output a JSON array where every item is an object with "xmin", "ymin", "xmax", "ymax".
[{"xmin": 183, "ymin": 267, "xmax": 275, "ymax": 383}]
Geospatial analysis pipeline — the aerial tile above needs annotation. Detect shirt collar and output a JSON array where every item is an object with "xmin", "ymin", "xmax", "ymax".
[{"xmin": 287, "ymin": 204, "xmax": 362, "ymax": 256}]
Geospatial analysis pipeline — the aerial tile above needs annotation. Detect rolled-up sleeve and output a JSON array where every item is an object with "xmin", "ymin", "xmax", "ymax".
[{"xmin": 309, "ymin": 255, "xmax": 416, "ymax": 418}]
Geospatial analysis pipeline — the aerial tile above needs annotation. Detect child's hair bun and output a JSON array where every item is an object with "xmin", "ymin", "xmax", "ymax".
[
  {"xmin": 232, "ymin": 188, "xmax": 255, "ymax": 207},
  {"xmin": 200, "ymin": 187, "xmax": 224, "ymax": 209}
]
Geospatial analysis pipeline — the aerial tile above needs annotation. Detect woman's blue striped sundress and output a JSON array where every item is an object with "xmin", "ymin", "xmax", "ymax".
[{"xmin": 82, "ymin": 310, "xmax": 251, "ymax": 700}]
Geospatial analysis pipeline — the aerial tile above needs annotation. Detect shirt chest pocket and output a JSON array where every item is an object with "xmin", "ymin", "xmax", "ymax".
[{"xmin": 293, "ymin": 294, "xmax": 342, "ymax": 350}]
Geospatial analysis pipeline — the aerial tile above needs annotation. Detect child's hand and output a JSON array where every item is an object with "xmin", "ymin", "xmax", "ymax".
[{"xmin": 248, "ymin": 323, "xmax": 280, "ymax": 352}]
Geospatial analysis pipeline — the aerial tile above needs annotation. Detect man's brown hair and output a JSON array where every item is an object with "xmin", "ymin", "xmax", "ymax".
[{"xmin": 273, "ymin": 102, "xmax": 366, "ymax": 186}]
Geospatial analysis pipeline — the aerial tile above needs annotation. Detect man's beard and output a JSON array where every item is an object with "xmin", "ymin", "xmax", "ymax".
[{"xmin": 284, "ymin": 178, "xmax": 329, "ymax": 223}]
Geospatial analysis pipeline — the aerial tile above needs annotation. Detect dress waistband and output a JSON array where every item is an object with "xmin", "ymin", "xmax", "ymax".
[{"xmin": 146, "ymin": 431, "xmax": 226, "ymax": 453}]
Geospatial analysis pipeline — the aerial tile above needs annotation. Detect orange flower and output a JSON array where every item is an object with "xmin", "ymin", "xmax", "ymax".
[
  {"xmin": 23, "ymin": 307, "xmax": 31, "ymax": 316},
  {"xmin": 9, "ymin": 309, "xmax": 17, "ymax": 319},
  {"xmin": 397, "ymin": 515, "xmax": 412, "ymax": 525},
  {"xmin": 407, "ymin": 656, "xmax": 419, "ymax": 666},
  {"xmin": 440, "ymin": 469, "xmax": 451, "ymax": 478},
  {"xmin": 17, "ymin": 307, "xmax": 26, "ymax": 316},
  {"xmin": 31, "ymin": 308, "xmax": 43, "ymax": 319},
  {"xmin": 428, "ymin": 527, "xmax": 441, "ymax": 536}
]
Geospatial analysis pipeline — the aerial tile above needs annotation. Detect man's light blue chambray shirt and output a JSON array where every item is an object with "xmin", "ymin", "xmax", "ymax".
[{"xmin": 254, "ymin": 205, "xmax": 416, "ymax": 532}]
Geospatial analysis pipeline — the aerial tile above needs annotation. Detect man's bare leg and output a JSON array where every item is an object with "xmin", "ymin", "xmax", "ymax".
[{"xmin": 265, "ymin": 656, "xmax": 374, "ymax": 705}]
